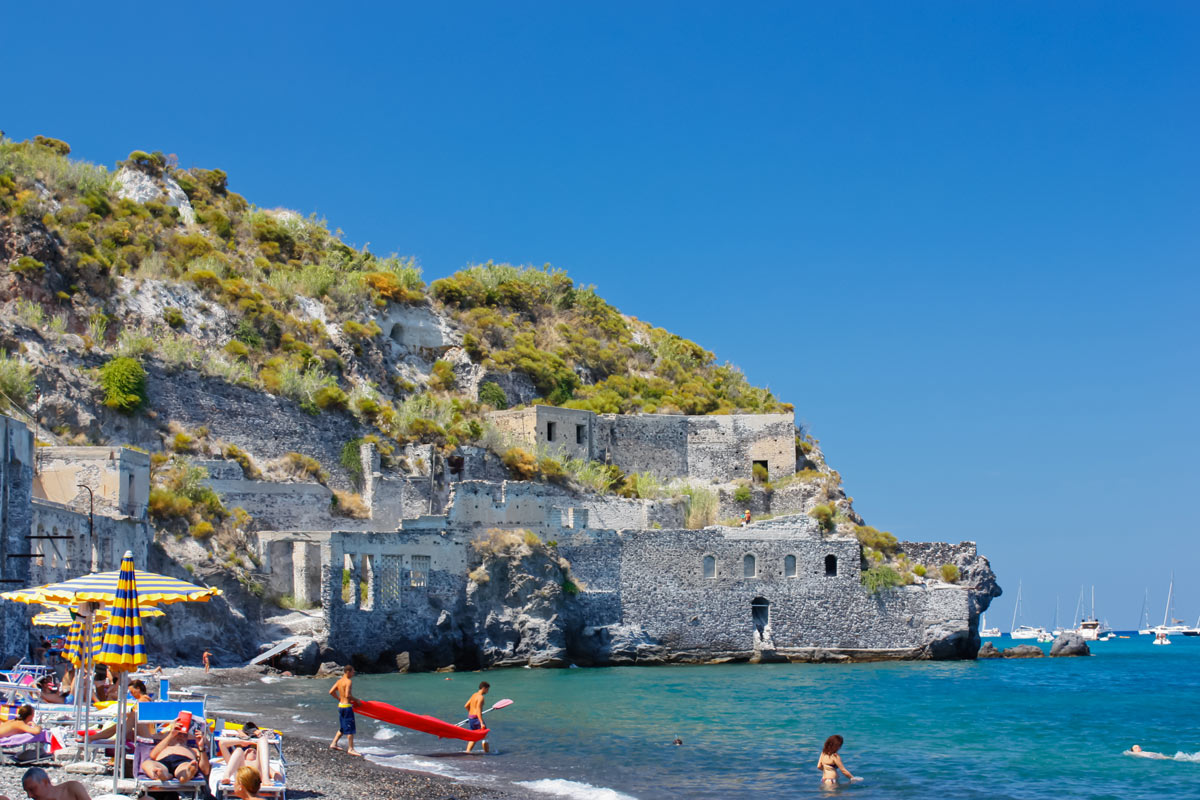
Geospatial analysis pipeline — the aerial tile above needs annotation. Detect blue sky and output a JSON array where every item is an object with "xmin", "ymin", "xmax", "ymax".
[{"xmin": 6, "ymin": 2, "xmax": 1198, "ymax": 627}]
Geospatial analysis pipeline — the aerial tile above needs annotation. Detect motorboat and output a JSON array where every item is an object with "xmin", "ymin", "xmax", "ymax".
[
  {"xmin": 1153, "ymin": 631, "xmax": 1171, "ymax": 646},
  {"xmin": 1075, "ymin": 587, "xmax": 1113, "ymax": 641},
  {"xmin": 980, "ymin": 614, "xmax": 1001, "ymax": 638}
]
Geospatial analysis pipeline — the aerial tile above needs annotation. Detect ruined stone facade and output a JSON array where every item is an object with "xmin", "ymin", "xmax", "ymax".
[
  {"xmin": 489, "ymin": 408, "xmax": 796, "ymax": 484},
  {"xmin": 0, "ymin": 415, "xmax": 156, "ymax": 664},
  {"xmin": 256, "ymin": 479, "xmax": 997, "ymax": 668}
]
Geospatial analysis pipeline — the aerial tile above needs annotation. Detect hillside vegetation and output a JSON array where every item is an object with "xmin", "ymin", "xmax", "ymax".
[{"xmin": 0, "ymin": 136, "xmax": 789, "ymax": 440}]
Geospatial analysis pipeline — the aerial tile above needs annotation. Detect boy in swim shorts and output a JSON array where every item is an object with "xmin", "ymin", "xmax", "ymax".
[
  {"xmin": 464, "ymin": 681, "xmax": 490, "ymax": 753},
  {"xmin": 328, "ymin": 666, "xmax": 361, "ymax": 756}
]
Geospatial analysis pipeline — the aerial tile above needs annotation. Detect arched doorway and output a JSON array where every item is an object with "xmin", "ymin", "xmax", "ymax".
[{"xmin": 751, "ymin": 597, "xmax": 770, "ymax": 637}]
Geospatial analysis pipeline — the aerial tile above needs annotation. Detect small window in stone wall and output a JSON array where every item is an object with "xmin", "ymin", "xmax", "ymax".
[
  {"xmin": 825, "ymin": 554, "xmax": 838, "ymax": 577},
  {"xmin": 744, "ymin": 554, "xmax": 756, "ymax": 578},
  {"xmin": 784, "ymin": 555, "xmax": 796, "ymax": 577},
  {"xmin": 410, "ymin": 555, "xmax": 431, "ymax": 588},
  {"xmin": 576, "ymin": 424, "xmax": 586, "ymax": 445},
  {"xmin": 703, "ymin": 555, "xmax": 716, "ymax": 578},
  {"xmin": 546, "ymin": 422, "xmax": 556, "ymax": 442}
]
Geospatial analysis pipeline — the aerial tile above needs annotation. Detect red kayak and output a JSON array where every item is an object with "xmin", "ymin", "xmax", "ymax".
[{"xmin": 355, "ymin": 700, "xmax": 489, "ymax": 742}]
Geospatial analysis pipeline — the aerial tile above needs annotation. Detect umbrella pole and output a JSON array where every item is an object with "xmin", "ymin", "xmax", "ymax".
[
  {"xmin": 112, "ymin": 671, "xmax": 128, "ymax": 793},
  {"xmin": 80, "ymin": 610, "xmax": 93, "ymax": 763}
]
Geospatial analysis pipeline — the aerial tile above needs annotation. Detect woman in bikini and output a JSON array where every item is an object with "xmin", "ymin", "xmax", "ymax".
[
  {"xmin": 816, "ymin": 734, "xmax": 855, "ymax": 788},
  {"xmin": 0, "ymin": 705, "xmax": 41, "ymax": 739},
  {"xmin": 220, "ymin": 722, "xmax": 283, "ymax": 787}
]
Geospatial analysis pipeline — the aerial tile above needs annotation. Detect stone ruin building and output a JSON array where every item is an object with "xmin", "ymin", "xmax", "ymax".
[{"xmin": 0, "ymin": 409, "xmax": 999, "ymax": 669}]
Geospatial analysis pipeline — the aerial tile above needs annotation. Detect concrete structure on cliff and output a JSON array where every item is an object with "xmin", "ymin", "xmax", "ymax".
[
  {"xmin": 489, "ymin": 407, "xmax": 796, "ymax": 483},
  {"xmin": 257, "ymin": 479, "xmax": 998, "ymax": 669},
  {"xmin": 0, "ymin": 414, "xmax": 155, "ymax": 664}
]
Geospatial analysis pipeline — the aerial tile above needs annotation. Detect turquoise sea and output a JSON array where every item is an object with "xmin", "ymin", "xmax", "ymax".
[{"xmin": 210, "ymin": 634, "xmax": 1200, "ymax": 799}]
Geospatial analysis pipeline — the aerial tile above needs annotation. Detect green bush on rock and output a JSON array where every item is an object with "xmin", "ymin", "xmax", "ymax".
[{"xmin": 99, "ymin": 357, "xmax": 147, "ymax": 413}]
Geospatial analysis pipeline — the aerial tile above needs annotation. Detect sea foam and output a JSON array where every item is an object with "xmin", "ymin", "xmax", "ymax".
[
  {"xmin": 372, "ymin": 726, "xmax": 399, "ymax": 740},
  {"xmin": 515, "ymin": 778, "xmax": 639, "ymax": 800}
]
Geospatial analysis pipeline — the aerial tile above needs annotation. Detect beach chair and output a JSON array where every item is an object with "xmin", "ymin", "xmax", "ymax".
[
  {"xmin": 209, "ymin": 720, "xmax": 287, "ymax": 800},
  {"xmin": 0, "ymin": 706, "xmax": 59, "ymax": 765},
  {"xmin": 132, "ymin": 699, "xmax": 209, "ymax": 798}
]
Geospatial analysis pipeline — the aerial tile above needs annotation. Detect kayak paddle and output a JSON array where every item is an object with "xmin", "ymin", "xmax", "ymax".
[{"xmin": 455, "ymin": 698, "xmax": 514, "ymax": 726}]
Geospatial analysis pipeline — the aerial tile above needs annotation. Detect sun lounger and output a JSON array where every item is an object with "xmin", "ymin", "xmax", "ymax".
[
  {"xmin": 209, "ymin": 722, "xmax": 287, "ymax": 800},
  {"xmin": 0, "ymin": 730, "xmax": 58, "ymax": 765},
  {"xmin": 132, "ymin": 700, "xmax": 209, "ymax": 798}
]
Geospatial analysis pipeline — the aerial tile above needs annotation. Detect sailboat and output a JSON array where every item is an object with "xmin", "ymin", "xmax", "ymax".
[
  {"xmin": 1146, "ymin": 574, "xmax": 1188, "ymax": 636},
  {"xmin": 1182, "ymin": 615, "xmax": 1200, "ymax": 637},
  {"xmin": 980, "ymin": 613, "xmax": 1000, "ymax": 638},
  {"xmin": 1137, "ymin": 589, "xmax": 1154, "ymax": 636},
  {"xmin": 1052, "ymin": 595, "xmax": 1067, "ymax": 637},
  {"xmin": 1009, "ymin": 581, "xmax": 1049, "ymax": 640}
]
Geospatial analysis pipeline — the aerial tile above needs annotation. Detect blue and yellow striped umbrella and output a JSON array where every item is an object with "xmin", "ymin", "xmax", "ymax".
[
  {"xmin": 3, "ymin": 566, "xmax": 221, "ymax": 606},
  {"xmin": 96, "ymin": 552, "xmax": 146, "ymax": 674},
  {"xmin": 60, "ymin": 617, "xmax": 86, "ymax": 667},
  {"xmin": 32, "ymin": 603, "xmax": 163, "ymax": 627}
]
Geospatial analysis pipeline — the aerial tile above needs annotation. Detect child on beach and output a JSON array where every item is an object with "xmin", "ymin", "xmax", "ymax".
[
  {"xmin": 817, "ymin": 735, "xmax": 856, "ymax": 788},
  {"xmin": 329, "ymin": 665, "xmax": 362, "ymax": 756},
  {"xmin": 464, "ymin": 681, "xmax": 490, "ymax": 753}
]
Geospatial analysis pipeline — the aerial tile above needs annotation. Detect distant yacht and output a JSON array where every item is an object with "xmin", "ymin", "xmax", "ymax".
[
  {"xmin": 1008, "ymin": 582, "xmax": 1049, "ymax": 640},
  {"xmin": 1137, "ymin": 589, "xmax": 1154, "ymax": 636},
  {"xmin": 980, "ymin": 614, "xmax": 1000, "ymax": 638},
  {"xmin": 1076, "ymin": 586, "xmax": 1113, "ymax": 641}
]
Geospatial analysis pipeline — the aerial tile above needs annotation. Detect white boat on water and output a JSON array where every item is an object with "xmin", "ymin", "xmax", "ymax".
[
  {"xmin": 980, "ymin": 614, "xmax": 1001, "ymax": 638},
  {"xmin": 1153, "ymin": 631, "xmax": 1172, "ymax": 646},
  {"xmin": 1076, "ymin": 587, "xmax": 1114, "ymax": 641},
  {"xmin": 1144, "ymin": 574, "xmax": 1189, "ymax": 636},
  {"xmin": 1008, "ymin": 581, "xmax": 1050, "ymax": 639}
]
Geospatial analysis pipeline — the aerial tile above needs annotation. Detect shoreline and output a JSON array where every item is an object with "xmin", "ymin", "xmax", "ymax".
[{"xmin": 0, "ymin": 665, "xmax": 529, "ymax": 800}]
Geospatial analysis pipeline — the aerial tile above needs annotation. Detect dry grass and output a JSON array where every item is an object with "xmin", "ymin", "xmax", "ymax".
[
  {"xmin": 331, "ymin": 489, "xmax": 370, "ymax": 518},
  {"xmin": 472, "ymin": 528, "xmax": 533, "ymax": 557}
]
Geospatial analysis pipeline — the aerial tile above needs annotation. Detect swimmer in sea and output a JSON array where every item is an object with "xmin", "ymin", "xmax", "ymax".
[
  {"xmin": 817, "ymin": 735, "xmax": 856, "ymax": 788},
  {"xmin": 1128, "ymin": 745, "xmax": 1169, "ymax": 759}
]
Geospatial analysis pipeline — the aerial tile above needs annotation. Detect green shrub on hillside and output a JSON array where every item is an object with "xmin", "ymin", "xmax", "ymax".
[
  {"xmin": 861, "ymin": 565, "xmax": 902, "ymax": 594},
  {"xmin": 854, "ymin": 525, "xmax": 899, "ymax": 556},
  {"xmin": 162, "ymin": 307, "xmax": 185, "ymax": 328},
  {"xmin": 940, "ymin": 564, "xmax": 960, "ymax": 583},
  {"xmin": 429, "ymin": 360, "xmax": 456, "ymax": 391},
  {"xmin": 809, "ymin": 503, "xmax": 837, "ymax": 533},
  {"xmin": 913, "ymin": 563, "xmax": 927, "ymax": 577},
  {"xmin": 99, "ymin": 357, "xmax": 147, "ymax": 413},
  {"xmin": 478, "ymin": 381, "xmax": 508, "ymax": 409},
  {"xmin": 733, "ymin": 484, "xmax": 752, "ymax": 504},
  {"xmin": 11, "ymin": 256, "xmax": 44, "ymax": 276},
  {"xmin": 683, "ymin": 484, "xmax": 718, "ymax": 529},
  {"xmin": 0, "ymin": 351, "xmax": 35, "ymax": 410}
]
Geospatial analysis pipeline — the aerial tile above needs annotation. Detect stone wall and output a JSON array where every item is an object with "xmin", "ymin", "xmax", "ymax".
[
  {"xmin": 0, "ymin": 416, "xmax": 34, "ymax": 665},
  {"xmin": 142, "ymin": 365, "xmax": 367, "ymax": 490},
  {"xmin": 445, "ymin": 480, "xmax": 685, "ymax": 532},
  {"xmin": 489, "ymin": 406, "xmax": 593, "ymax": 462},
  {"xmin": 28, "ymin": 500, "xmax": 151, "ymax": 582},
  {"xmin": 33, "ymin": 446, "xmax": 150, "ymax": 519}
]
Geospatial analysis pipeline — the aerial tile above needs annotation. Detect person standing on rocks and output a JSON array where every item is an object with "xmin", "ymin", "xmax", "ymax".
[
  {"xmin": 203, "ymin": 650, "xmax": 213, "ymax": 673},
  {"xmin": 329, "ymin": 666, "xmax": 362, "ymax": 756},
  {"xmin": 464, "ymin": 681, "xmax": 490, "ymax": 754}
]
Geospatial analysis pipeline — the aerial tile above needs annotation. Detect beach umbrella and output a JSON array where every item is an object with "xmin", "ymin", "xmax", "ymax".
[
  {"xmin": 3, "ymin": 569, "xmax": 221, "ymax": 607},
  {"xmin": 33, "ymin": 603, "xmax": 162, "ymax": 627},
  {"xmin": 60, "ymin": 617, "xmax": 86, "ymax": 667},
  {"xmin": 96, "ymin": 552, "xmax": 147, "ymax": 793}
]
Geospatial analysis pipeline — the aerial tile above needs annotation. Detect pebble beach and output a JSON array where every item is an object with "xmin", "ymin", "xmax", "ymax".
[{"xmin": 0, "ymin": 665, "xmax": 525, "ymax": 800}]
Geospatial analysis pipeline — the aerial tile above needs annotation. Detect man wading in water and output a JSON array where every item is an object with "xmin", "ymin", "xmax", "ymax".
[
  {"xmin": 464, "ymin": 681, "xmax": 490, "ymax": 753},
  {"xmin": 329, "ymin": 665, "xmax": 362, "ymax": 756}
]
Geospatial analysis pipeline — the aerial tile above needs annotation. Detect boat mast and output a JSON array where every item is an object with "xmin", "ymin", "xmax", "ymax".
[
  {"xmin": 1072, "ymin": 586, "xmax": 1084, "ymax": 627},
  {"xmin": 1162, "ymin": 573, "xmax": 1174, "ymax": 627},
  {"xmin": 1010, "ymin": 581, "xmax": 1022, "ymax": 632},
  {"xmin": 1091, "ymin": 585, "xmax": 1096, "ymax": 621},
  {"xmin": 1140, "ymin": 589, "xmax": 1150, "ymax": 630}
]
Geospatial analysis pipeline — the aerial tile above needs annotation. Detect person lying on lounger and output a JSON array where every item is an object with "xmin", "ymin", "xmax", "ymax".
[
  {"xmin": 141, "ymin": 714, "xmax": 210, "ymax": 783},
  {"xmin": 0, "ymin": 705, "xmax": 41, "ymax": 738},
  {"xmin": 219, "ymin": 722, "xmax": 283, "ymax": 785}
]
